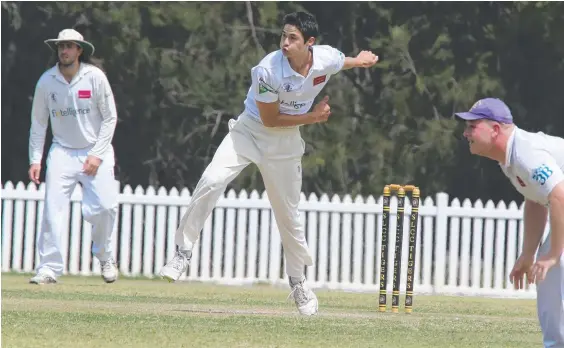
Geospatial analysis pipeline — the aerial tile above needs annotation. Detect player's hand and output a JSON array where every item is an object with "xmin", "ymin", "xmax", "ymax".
[
  {"xmin": 529, "ymin": 254, "xmax": 560, "ymax": 284},
  {"xmin": 356, "ymin": 50, "xmax": 379, "ymax": 68},
  {"xmin": 312, "ymin": 96, "xmax": 331, "ymax": 124},
  {"xmin": 28, "ymin": 164, "xmax": 41, "ymax": 185},
  {"xmin": 83, "ymin": 155, "xmax": 102, "ymax": 176},
  {"xmin": 509, "ymin": 253, "xmax": 534, "ymax": 290}
]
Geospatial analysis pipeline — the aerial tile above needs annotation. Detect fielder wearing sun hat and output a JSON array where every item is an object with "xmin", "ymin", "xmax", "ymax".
[
  {"xmin": 30, "ymin": 27, "xmax": 119, "ymax": 287},
  {"xmin": 44, "ymin": 28, "xmax": 95, "ymax": 57},
  {"xmin": 454, "ymin": 98, "xmax": 513, "ymax": 124}
]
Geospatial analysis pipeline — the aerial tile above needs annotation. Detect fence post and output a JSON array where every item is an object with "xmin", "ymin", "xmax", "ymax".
[{"xmin": 433, "ymin": 192, "xmax": 449, "ymax": 291}]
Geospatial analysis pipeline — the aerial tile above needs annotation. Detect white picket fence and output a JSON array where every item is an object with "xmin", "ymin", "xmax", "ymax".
[{"xmin": 1, "ymin": 181, "xmax": 544, "ymax": 299}]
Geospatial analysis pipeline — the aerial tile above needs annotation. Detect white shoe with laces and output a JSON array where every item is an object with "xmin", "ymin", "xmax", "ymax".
[
  {"xmin": 288, "ymin": 276, "xmax": 318, "ymax": 316},
  {"xmin": 159, "ymin": 250, "xmax": 191, "ymax": 282},
  {"xmin": 100, "ymin": 257, "xmax": 118, "ymax": 283}
]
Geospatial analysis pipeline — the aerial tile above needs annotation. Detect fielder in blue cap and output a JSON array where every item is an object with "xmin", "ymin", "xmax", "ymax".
[{"xmin": 456, "ymin": 98, "xmax": 564, "ymax": 348}]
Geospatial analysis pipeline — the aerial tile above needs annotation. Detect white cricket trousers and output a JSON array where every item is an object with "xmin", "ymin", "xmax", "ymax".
[
  {"xmin": 175, "ymin": 113, "xmax": 314, "ymax": 277},
  {"xmin": 536, "ymin": 232, "xmax": 564, "ymax": 348},
  {"xmin": 37, "ymin": 143, "xmax": 119, "ymax": 276}
]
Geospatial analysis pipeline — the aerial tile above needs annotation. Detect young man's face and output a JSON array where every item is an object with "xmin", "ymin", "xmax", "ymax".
[
  {"xmin": 463, "ymin": 119, "xmax": 499, "ymax": 156},
  {"xmin": 57, "ymin": 41, "xmax": 82, "ymax": 67},
  {"xmin": 280, "ymin": 24, "xmax": 314, "ymax": 58}
]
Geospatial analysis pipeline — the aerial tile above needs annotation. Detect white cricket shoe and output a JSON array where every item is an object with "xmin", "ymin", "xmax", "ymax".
[
  {"xmin": 159, "ymin": 250, "xmax": 191, "ymax": 282},
  {"xmin": 100, "ymin": 257, "xmax": 118, "ymax": 283},
  {"xmin": 288, "ymin": 277, "xmax": 318, "ymax": 316},
  {"xmin": 29, "ymin": 269, "xmax": 57, "ymax": 285}
]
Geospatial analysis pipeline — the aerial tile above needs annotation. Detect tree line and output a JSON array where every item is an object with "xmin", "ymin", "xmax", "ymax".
[{"xmin": 2, "ymin": 2, "xmax": 564, "ymax": 203}]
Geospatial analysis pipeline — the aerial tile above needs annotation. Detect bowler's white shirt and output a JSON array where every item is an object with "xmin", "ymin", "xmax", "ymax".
[
  {"xmin": 29, "ymin": 63, "xmax": 118, "ymax": 164},
  {"xmin": 243, "ymin": 45, "xmax": 345, "ymax": 122},
  {"xmin": 500, "ymin": 127, "xmax": 564, "ymax": 206}
]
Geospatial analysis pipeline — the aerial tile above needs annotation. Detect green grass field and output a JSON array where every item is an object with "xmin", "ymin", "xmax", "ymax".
[{"xmin": 2, "ymin": 273, "xmax": 542, "ymax": 348}]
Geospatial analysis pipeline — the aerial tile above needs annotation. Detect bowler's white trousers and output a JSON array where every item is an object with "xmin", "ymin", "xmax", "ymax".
[
  {"xmin": 536, "ymin": 232, "xmax": 564, "ymax": 348},
  {"xmin": 37, "ymin": 143, "xmax": 119, "ymax": 276},
  {"xmin": 175, "ymin": 113, "xmax": 314, "ymax": 277}
]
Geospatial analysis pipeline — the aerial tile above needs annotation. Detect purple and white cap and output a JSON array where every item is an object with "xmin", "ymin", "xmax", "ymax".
[{"xmin": 455, "ymin": 98, "xmax": 513, "ymax": 124}]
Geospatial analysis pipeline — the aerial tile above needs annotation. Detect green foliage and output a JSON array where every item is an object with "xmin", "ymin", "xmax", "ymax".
[{"xmin": 2, "ymin": 2, "xmax": 563, "ymax": 203}]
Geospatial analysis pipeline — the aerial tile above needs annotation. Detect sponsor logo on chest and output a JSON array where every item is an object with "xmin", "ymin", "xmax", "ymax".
[
  {"xmin": 51, "ymin": 107, "xmax": 91, "ymax": 118},
  {"xmin": 49, "ymin": 88, "xmax": 92, "ymax": 118},
  {"xmin": 280, "ymin": 100, "xmax": 308, "ymax": 110}
]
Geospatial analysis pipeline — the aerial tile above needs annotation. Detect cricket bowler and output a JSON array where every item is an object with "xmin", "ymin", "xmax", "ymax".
[{"xmin": 160, "ymin": 11, "xmax": 379, "ymax": 315}]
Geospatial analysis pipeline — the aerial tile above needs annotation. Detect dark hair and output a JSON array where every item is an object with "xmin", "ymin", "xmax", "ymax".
[{"xmin": 283, "ymin": 11, "xmax": 319, "ymax": 43}]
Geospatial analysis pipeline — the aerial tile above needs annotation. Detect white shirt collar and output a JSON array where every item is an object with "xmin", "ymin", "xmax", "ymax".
[
  {"xmin": 282, "ymin": 47, "xmax": 320, "ymax": 78},
  {"xmin": 502, "ymin": 127, "xmax": 517, "ymax": 167},
  {"xmin": 48, "ymin": 63, "xmax": 93, "ymax": 82}
]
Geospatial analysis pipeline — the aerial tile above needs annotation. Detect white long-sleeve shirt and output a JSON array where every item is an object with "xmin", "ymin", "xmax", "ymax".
[{"xmin": 29, "ymin": 63, "xmax": 118, "ymax": 164}]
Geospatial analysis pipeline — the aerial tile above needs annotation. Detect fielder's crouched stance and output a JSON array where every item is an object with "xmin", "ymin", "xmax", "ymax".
[
  {"xmin": 160, "ymin": 11, "xmax": 378, "ymax": 315},
  {"xmin": 28, "ymin": 29, "xmax": 119, "ymax": 285},
  {"xmin": 456, "ymin": 98, "xmax": 564, "ymax": 348}
]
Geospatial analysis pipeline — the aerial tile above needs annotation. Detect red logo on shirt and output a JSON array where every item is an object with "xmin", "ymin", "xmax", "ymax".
[
  {"xmin": 516, "ymin": 176, "xmax": 527, "ymax": 187},
  {"xmin": 78, "ymin": 90, "xmax": 91, "ymax": 99},
  {"xmin": 313, "ymin": 75, "xmax": 326, "ymax": 86}
]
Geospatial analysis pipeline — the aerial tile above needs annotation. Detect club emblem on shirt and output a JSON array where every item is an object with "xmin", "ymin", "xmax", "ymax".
[
  {"xmin": 49, "ymin": 92, "xmax": 57, "ymax": 103},
  {"xmin": 282, "ymin": 82, "xmax": 295, "ymax": 92},
  {"xmin": 516, "ymin": 176, "xmax": 526, "ymax": 187}
]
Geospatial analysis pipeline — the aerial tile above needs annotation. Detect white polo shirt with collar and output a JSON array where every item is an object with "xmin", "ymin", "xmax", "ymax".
[
  {"xmin": 499, "ymin": 126, "xmax": 564, "ymax": 207},
  {"xmin": 242, "ymin": 45, "xmax": 345, "ymax": 122},
  {"xmin": 29, "ymin": 63, "xmax": 118, "ymax": 164}
]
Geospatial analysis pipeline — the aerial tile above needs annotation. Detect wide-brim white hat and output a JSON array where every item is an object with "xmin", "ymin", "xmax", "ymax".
[{"xmin": 44, "ymin": 29, "xmax": 95, "ymax": 57}]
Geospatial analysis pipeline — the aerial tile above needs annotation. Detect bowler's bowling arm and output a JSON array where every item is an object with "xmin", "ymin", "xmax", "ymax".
[{"xmin": 256, "ymin": 100, "xmax": 322, "ymax": 128}]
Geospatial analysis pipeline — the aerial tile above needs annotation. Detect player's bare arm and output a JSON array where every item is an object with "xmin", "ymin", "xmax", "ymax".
[
  {"xmin": 510, "ymin": 199, "xmax": 548, "ymax": 289},
  {"xmin": 547, "ymin": 182, "xmax": 564, "ymax": 258},
  {"xmin": 530, "ymin": 181, "xmax": 564, "ymax": 283},
  {"xmin": 522, "ymin": 199, "xmax": 549, "ymax": 257},
  {"xmin": 342, "ymin": 50, "xmax": 379, "ymax": 70},
  {"xmin": 257, "ymin": 96, "xmax": 331, "ymax": 128}
]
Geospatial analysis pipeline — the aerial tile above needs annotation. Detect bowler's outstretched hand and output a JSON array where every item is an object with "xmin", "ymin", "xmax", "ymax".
[{"xmin": 356, "ymin": 50, "xmax": 379, "ymax": 68}]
